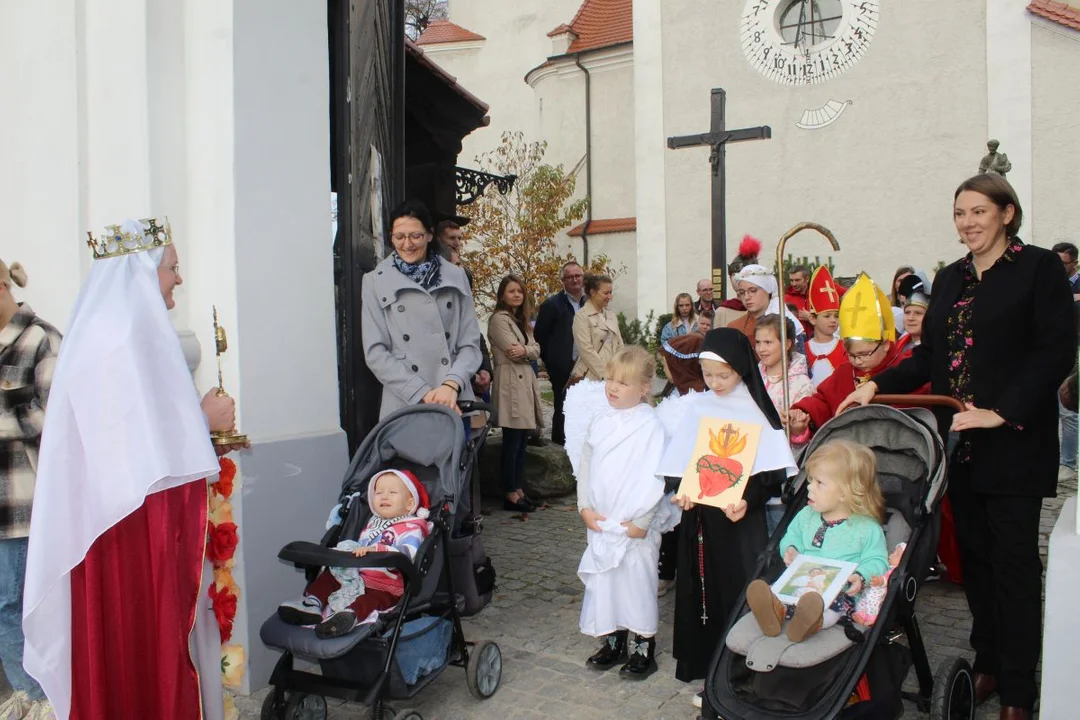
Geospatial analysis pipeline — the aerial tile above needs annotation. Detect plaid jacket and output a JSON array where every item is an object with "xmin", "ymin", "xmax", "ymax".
[{"xmin": 0, "ymin": 304, "xmax": 62, "ymax": 539}]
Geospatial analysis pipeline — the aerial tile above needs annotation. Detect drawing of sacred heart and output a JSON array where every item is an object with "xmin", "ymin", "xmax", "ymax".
[{"xmin": 679, "ymin": 418, "xmax": 763, "ymax": 510}]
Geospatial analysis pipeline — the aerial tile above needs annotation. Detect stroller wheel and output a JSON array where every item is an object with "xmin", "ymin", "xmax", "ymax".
[
  {"xmin": 466, "ymin": 641, "xmax": 503, "ymax": 699},
  {"xmin": 284, "ymin": 693, "xmax": 328, "ymax": 720},
  {"xmin": 260, "ymin": 689, "xmax": 286, "ymax": 720},
  {"xmin": 391, "ymin": 710, "xmax": 424, "ymax": 720},
  {"xmin": 930, "ymin": 657, "xmax": 974, "ymax": 720}
]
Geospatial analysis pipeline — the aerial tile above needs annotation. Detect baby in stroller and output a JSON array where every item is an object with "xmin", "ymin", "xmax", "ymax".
[
  {"xmin": 745, "ymin": 440, "xmax": 889, "ymax": 643},
  {"xmin": 277, "ymin": 468, "xmax": 432, "ymax": 639}
]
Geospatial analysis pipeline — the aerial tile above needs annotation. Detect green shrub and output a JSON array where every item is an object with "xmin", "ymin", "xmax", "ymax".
[{"xmin": 617, "ymin": 310, "xmax": 667, "ymax": 379}]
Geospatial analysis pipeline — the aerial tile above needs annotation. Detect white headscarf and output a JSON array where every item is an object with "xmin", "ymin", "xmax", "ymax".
[
  {"xmin": 22, "ymin": 222, "xmax": 219, "ymax": 719},
  {"xmin": 734, "ymin": 264, "xmax": 805, "ymax": 337}
]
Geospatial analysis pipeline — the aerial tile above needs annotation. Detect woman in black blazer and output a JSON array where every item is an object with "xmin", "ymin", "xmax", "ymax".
[{"xmin": 840, "ymin": 174, "xmax": 1076, "ymax": 720}]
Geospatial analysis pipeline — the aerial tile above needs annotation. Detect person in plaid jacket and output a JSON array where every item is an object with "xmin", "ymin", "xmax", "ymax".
[{"xmin": 0, "ymin": 258, "xmax": 61, "ymax": 720}]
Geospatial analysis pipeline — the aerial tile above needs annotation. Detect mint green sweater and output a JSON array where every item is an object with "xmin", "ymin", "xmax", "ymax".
[{"xmin": 779, "ymin": 507, "xmax": 889, "ymax": 579}]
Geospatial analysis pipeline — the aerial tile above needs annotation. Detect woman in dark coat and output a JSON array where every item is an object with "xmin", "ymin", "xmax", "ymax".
[{"xmin": 841, "ymin": 174, "xmax": 1076, "ymax": 720}]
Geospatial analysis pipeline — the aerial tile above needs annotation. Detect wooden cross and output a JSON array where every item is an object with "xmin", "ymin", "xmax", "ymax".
[
  {"xmin": 667, "ymin": 88, "xmax": 771, "ymax": 300},
  {"xmin": 818, "ymin": 280, "xmax": 839, "ymax": 304},
  {"xmin": 720, "ymin": 423, "xmax": 739, "ymax": 446}
]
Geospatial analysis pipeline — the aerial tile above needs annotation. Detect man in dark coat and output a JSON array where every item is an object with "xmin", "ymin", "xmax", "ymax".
[{"xmin": 533, "ymin": 262, "xmax": 585, "ymax": 445}]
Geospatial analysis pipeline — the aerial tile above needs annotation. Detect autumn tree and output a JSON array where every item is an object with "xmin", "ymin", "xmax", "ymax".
[
  {"xmin": 404, "ymin": 0, "xmax": 448, "ymax": 40},
  {"xmin": 460, "ymin": 131, "xmax": 616, "ymax": 313}
]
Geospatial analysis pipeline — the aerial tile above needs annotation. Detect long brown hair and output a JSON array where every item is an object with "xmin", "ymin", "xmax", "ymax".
[
  {"xmin": 494, "ymin": 274, "xmax": 533, "ymax": 338},
  {"xmin": 669, "ymin": 292, "xmax": 697, "ymax": 329}
]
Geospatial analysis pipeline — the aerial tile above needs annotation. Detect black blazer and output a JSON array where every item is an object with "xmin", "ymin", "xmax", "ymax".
[
  {"xmin": 533, "ymin": 292, "xmax": 583, "ymax": 382},
  {"xmin": 874, "ymin": 241, "xmax": 1077, "ymax": 496}
]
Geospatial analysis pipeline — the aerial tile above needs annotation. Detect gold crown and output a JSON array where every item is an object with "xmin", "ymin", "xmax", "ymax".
[{"xmin": 86, "ymin": 217, "xmax": 172, "ymax": 260}]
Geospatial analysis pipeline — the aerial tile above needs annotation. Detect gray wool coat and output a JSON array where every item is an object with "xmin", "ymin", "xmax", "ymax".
[{"xmin": 361, "ymin": 255, "xmax": 483, "ymax": 418}]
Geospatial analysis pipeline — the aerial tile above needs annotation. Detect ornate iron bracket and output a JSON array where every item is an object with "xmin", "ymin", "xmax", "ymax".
[{"xmin": 455, "ymin": 167, "xmax": 517, "ymax": 206}]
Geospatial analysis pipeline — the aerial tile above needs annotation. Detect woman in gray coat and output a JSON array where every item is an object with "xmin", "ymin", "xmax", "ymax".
[{"xmin": 361, "ymin": 200, "xmax": 483, "ymax": 419}]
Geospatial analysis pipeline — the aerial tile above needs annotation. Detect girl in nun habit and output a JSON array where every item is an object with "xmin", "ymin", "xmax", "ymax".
[
  {"xmin": 564, "ymin": 346, "xmax": 671, "ymax": 680},
  {"xmin": 656, "ymin": 328, "xmax": 797, "ymax": 687}
]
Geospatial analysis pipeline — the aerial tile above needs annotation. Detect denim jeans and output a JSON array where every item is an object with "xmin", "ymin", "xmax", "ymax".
[
  {"xmin": 500, "ymin": 428, "xmax": 530, "ymax": 494},
  {"xmin": 1060, "ymin": 401, "xmax": 1077, "ymax": 470},
  {"xmin": 0, "ymin": 536, "xmax": 45, "ymax": 699}
]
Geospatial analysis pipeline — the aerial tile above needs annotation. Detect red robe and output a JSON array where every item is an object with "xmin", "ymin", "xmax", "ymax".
[
  {"xmin": 70, "ymin": 482, "xmax": 209, "ymax": 720},
  {"xmin": 805, "ymin": 336, "xmax": 848, "ymax": 386},
  {"xmin": 783, "ymin": 289, "xmax": 813, "ymax": 336},
  {"xmin": 792, "ymin": 341, "xmax": 910, "ymax": 433}
]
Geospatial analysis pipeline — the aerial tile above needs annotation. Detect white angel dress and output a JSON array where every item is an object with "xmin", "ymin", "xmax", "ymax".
[{"xmin": 564, "ymin": 380, "xmax": 668, "ymax": 637}]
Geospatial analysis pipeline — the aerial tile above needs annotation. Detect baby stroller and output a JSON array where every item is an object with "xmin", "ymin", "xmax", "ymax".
[
  {"xmin": 259, "ymin": 402, "xmax": 502, "ymax": 720},
  {"xmin": 704, "ymin": 396, "xmax": 974, "ymax": 720}
]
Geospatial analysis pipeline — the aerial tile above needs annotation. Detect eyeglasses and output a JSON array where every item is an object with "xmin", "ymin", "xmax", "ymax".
[
  {"xmin": 735, "ymin": 288, "xmax": 763, "ymax": 298},
  {"xmin": 164, "ymin": 263, "xmax": 180, "ymax": 275},
  {"xmin": 390, "ymin": 231, "xmax": 429, "ymax": 242},
  {"xmin": 847, "ymin": 342, "xmax": 884, "ymax": 361},
  {"xmin": 562, "ymin": 274, "xmax": 584, "ymax": 281}
]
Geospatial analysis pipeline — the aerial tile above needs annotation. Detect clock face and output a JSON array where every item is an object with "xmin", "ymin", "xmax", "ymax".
[{"xmin": 741, "ymin": 0, "xmax": 879, "ymax": 86}]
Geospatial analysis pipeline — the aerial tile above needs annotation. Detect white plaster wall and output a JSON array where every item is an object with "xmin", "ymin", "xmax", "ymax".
[
  {"xmin": 586, "ymin": 62, "xmax": 636, "ymax": 220},
  {"xmin": 231, "ymin": 0, "xmax": 340, "ymax": 439},
  {"xmin": 0, "ymin": 0, "xmax": 83, "ymax": 329},
  {"xmin": 435, "ymin": 0, "xmax": 584, "ymax": 162},
  {"xmin": 658, "ymin": 0, "xmax": 988, "ymax": 295},
  {"xmin": 1030, "ymin": 23, "xmax": 1080, "ymax": 247}
]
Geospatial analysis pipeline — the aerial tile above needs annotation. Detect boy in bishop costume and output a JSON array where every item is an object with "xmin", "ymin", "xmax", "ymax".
[
  {"xmin": 23, "ymin": 219, "xmax": 241, "ymax": 720},
  {"xmin": 655, "ymin": 329, "xmax": 797, "ymax": 686},
  {"xmin": 788, "ymin": 274, "xmax": 913, "ymax": 442},
  {"xmin": 803, "ymin": 265, "xmax": 847, "ymax": 387}
]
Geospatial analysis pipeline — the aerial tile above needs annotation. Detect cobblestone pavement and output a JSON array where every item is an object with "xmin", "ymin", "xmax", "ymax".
[{"xmin": 235, "ymin": 394, "xmax": 1076, "ymax": 720}]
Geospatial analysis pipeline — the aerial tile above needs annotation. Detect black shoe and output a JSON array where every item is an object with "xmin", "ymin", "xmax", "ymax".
[
  {"xmin": 315, "ymin": 610, "xmax": 357, "ymax": 639},
  {"xmin": 587, "ymin": 630, "xmax": 628, "ymax": 670},
  {"xmin": 503, "ymin": 498, "xmax": 535, "ymax": 512},
  {"xmin": 619, "ymin": 635, "xmax": 658, "ymax": 680}
]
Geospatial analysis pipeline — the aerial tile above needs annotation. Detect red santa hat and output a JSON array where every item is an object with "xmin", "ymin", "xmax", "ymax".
[{"xmin": 369, "ymin": 468, "xmax": 430, "ymax": 519}]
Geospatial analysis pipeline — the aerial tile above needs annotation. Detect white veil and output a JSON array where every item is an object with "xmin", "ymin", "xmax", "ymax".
[{"xmin": 22, "ymin": 230, "xmax": 219, "ymax": 719}]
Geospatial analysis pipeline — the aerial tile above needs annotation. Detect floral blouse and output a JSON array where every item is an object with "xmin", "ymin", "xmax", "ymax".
[{"xmin": 946, "ymin": 239, "xmax": 1024, "ymax": 460}]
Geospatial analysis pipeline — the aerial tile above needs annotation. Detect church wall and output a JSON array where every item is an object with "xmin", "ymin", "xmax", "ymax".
[
  {"xmin": 656, "ymin": 0, "xmax": 989, "ymax": 300},
  {"xmin": 431, "ymin": 0, "xmax": 583, "ymax": 163},
  {"xmin": 1030, "ymin": 23, "xmax": 1080, "ymax": 247},
  {"xmin": 585, "ymin": 61, "xmax": 637, "ymax": 222},
  {"xmin": 588, "ymin": 231, "xmax": 639, "ymax": 320}
]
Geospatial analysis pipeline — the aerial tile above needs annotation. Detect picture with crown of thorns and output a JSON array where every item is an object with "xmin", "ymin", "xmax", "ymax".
[{"xmin": 677, "ymin": 418, "xmax": 763, "ymax": 510}]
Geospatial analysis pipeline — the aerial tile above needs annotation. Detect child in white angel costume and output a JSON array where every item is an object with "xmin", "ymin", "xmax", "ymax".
[{"xmin": 564, "ymin": 346, "xmax": 676, "ymax": 680}]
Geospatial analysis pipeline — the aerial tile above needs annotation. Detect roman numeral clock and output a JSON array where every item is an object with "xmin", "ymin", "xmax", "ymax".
[{"xmin": 741, "ymin": 0, "xmax": 879, "ymax": 86}]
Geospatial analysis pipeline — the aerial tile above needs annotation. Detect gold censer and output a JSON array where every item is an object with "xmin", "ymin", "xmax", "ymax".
[{"xmin": 211, "ymin": 306, "xmax": 249, "ymax": 446}]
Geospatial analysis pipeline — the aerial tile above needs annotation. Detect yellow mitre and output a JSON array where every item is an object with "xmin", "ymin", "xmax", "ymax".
[
  {"xmin": 839, "ymin": 272, "xmax": 896, "ymax": 342},
  {"xmin": 86, "ymin": 217, "xmax": 172, "ymax": 260}
]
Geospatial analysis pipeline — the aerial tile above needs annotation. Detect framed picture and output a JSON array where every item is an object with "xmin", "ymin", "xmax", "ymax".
[
  {"xmin": 675, "ymin": 418, "xmax": 762, "ymax": 510},
  {"xmin": 771, "ymin": 554, "xmax": 859, "ymax": 608}
]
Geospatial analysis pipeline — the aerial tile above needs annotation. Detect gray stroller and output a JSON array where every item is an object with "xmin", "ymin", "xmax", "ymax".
[{"xmin": 259, "ymin": 402, "xmax": 502, "ymax": 720}]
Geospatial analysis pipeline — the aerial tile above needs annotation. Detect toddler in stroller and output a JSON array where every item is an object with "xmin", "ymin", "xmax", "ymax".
[
  {"xmin": 705, "ymin": 398, "xmax": 976, "ymax": 720},
  {"xmin": 277, "ymin": 468, "xmax": 432, "ymax": 639},
  {"xmin": 260, "ymin": 403, "xmax": 502, "ymax": 720}
]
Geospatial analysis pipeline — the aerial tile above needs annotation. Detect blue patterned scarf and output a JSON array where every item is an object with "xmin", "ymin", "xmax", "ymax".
[{"xmin": 392, "ymin": 250, "xmax": 443, "ymax": 290}]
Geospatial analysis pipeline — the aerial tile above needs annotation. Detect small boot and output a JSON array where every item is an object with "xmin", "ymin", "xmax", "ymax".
[
  {"xmin": 586, "ymin": 630, "xmax": 628, "ymax": 670},
  {"xmin": 786, "ymin": 592, "xmax": 824, "ymax": 642},
  {"xmin": 746, "ymin": 579, "xmax": 786, "ymax": 637},
  {"xmin": 619, "ymin": 634, "xmax": 658, "ymax": 680}
]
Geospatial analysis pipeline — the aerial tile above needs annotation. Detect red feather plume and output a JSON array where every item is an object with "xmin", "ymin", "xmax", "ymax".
[{"xmin": 738, "ymin": 235, "xmax": 761, "ymax": 259}]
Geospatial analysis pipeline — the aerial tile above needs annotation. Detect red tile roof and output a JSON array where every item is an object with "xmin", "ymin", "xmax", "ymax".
[
  {"xmin": 416, "ymin": 19, "xmax": 486, "ymax": 46},
  {"xmin": 567, "ymin": 217, "xmax": 636, "ymax": 236},
  {"xmin": 558, "ymin": 0, "xmax": 633, "ymax": 54},
  {"xmin": 1027, "ymin": 0, "xmax": 1080, "ymax": 30}
]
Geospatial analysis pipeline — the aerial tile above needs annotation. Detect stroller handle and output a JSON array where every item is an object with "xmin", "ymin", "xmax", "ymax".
[
  {"xmin": 872, "ymin": 394, "xmax": 966, "ymax": 413},
  {"xmin": 458, "ymin": 400, "xmax": 495, "ymax": 415}
]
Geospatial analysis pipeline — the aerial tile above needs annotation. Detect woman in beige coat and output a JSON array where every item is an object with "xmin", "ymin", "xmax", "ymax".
[
  {"xmin": 570, "ymin": 273, "xmax": 624, "ymax": 381},
  {"xmin": 489, "ymin": 275, "xmax": 544, "ymax": 512}
]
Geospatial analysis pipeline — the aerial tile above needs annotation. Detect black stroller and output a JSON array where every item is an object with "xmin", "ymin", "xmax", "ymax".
[
  {"xmin": 704, "ymin": 397, "xmax": 975, "ymax": 720},
  {"xmin": 259, "ymin": 402, "xmax": 502, "ymax": 720}
]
